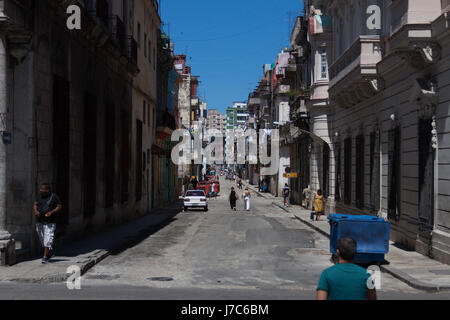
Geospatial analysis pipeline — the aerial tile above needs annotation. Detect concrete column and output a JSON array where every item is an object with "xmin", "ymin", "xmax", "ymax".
[
  {"xmin": 0, "ymin": 34, "xmax": 9, "ymax": 238},
  {"xmin": 0, "ymin": 34, "xmax": 15, "ymax": 265}
]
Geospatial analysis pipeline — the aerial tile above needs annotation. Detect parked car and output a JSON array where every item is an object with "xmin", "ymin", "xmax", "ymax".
[{"xmin": 184, "ymin": 190, "xmax": 208, "ymax": 211}]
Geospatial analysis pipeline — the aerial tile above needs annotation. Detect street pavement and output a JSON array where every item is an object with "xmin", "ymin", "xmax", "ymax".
[{"xmin": 1, "ymin": 177, "xmax": 450, "ymax": 299}]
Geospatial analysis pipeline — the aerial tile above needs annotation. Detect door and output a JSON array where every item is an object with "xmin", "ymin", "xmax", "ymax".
[
  {"xmin": 322, "ymin": 144, "xmax": 330, "ymax": 197},
  {"xmin": 83, "ymin": 94, "xmax": 97, "ymax": 219},
  {"xmin": 388, "ymin": 127, "xmax": 401, "ymax": 221},
  {"xmin": 135, "ymin": 120, "xmax": 142, "ymax": 202},
  {"xmin": 104, "ymin": 102, "xmax": 115, "ymax": 208},
  {"xmin": 418, "ymin": 118, "xmax": 435, "ymax": 231},
  {"xmin": 335, "ymin": 141, "xmax": 341, "ymax": 202},
  {"xmin": 121, "ymin": 109, "xmax": 130, "ymax": 203},
  {"xmin": 52, "ymin": 75, "xmax": 70, "ymax": 226}
]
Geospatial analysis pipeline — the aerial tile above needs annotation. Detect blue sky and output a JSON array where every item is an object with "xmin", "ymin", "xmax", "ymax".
[{"xmin": 160, "ymin": 0, "xmax": 304, "ymax": 115}]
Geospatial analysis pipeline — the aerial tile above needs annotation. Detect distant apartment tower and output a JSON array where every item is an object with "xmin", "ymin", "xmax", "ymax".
[
  {"xmin": 206, "ymin": 109, "xmax": 226, "ymax": 136},
  {"xmin": 225, "ymin": 102, "xmax": 248, "ymax": 167},
  {"xmin": 226, "ymin": 102, "xmax": 248, "ymax": 130}
]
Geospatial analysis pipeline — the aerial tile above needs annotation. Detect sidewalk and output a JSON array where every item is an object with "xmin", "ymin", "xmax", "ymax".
[
  {"xmin": 244, "ymin": 181, "xmax": 450, "ymax": 292},
  {"xmin": 0, "ymin": 201, "xmax": 183, "ymax": 283}
]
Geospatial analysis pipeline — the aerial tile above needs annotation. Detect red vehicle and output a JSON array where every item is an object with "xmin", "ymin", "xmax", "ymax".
[
  {"xmin": 197, "ymin": 181, "xmax": 212, "ymax": 195},
  {"xmin": 213, "ymin": 181, "xmax": 220, "ymax": 194}
]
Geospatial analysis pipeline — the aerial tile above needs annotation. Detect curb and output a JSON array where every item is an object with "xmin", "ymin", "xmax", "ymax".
[
  {"xmin": 242, "ymin": 183, "xmax": 273, "ymax": 200},
  {"xmin": 271, "ymin": 200, "xmax": 331, "ymax": 239},
  {"xmin": 380, "ymin": 265, "xmax": 450, "ymax": 292},
  {"xmin": 292, "ymin": 213, "xmax": 331, "ymax": 239},
  {"xmin": 290, "ymin": 210, "xmax": 448, "ymax": 293},
  {"xmin": 271, "ymin": 201, "xmax": 289, "ymax": 212},
  {"xmin": 5, "ymin": 204, "xmax": 183, "ymax": 284}
]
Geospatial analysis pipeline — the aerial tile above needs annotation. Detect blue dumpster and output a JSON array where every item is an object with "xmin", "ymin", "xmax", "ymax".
[{"xmin": 328, "ymin": 214, "xmax": 390, "ymax": 264}]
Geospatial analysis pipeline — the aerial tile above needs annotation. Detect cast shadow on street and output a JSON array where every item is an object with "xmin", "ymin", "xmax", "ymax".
[{"xmin": 18, "ymin": 201, "xmax": 184, "ymax": 264}]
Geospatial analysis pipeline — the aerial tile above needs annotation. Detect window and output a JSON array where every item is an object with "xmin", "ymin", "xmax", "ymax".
[
  {"xmin": 144, "ymin": 33, "xmax": 147, "ymax": 57},
  {"xmin": 369, "ymin": 130, "xmax": 380, "ymax": 212},
  {"xmin": 148, "ymin": 40, "xmax": 151, "ymax": 63},
  {"xmin": 355, "ymin": 134, "xmax": 364, "ymax": 209},
  {"xmin": 320, "ymin": 50, "xmax": 328, "ymax": 79},
  {"xmin": 143, "ymin": 152, "xmax": 146, "ymax": 171},
  {"xmin": 137, "ymin": 23, "xmax": 141, "ymax": 48},
  {"xmin": 143, "ymin": 101, "xmax": 146, "ymax": 124},
  {"xmin": 344, "ymin": 137, "xmax": 352, "ymax": 205}
]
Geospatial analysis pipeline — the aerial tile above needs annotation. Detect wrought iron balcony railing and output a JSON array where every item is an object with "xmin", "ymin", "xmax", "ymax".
[
  {"xmin": 110, "ymin": 15, "xmax": 126, "ymax": 52},
  {"xmin": 84, "ymin": 0, "xmax": 108, "ymax": 28},
  {"xmin": 126, "ymin": 36, "xmax": 138, "ymax": 65}
]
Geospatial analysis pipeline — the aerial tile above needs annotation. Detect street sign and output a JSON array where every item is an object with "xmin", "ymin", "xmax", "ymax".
[{"xmin": 283, "ymin": 173, "xmax": 299, "ymax": 178}]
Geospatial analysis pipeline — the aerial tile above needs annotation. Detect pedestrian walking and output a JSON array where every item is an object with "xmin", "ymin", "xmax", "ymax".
[
  {"xmin": 314, "ymin": 189, "xmax": 326, "ymax": 221},
  {"xmin": 238, "ymin": 178, "xmax": 243, "ymax": 190},
  {"xmin": 229, "ymin": 187, "xmax": 238, "ymax": 211},
  {"xmin": 316, "ymin": 237, "xmax": 377, "ymax": 300},
  {"xmin": 210, "ymin": 181, "xmax": 217, "ymax": 199},
  {"xmin": 33, "ymin": 183, "xmax": 62, "ymax": 264},
  {"xmin": 302, "ymin": 186, "xmax": 311, "ymax": 209},
  {"xmin": 282, "ymin": 183, "xmax": 290, "ymax": 207},
  {"xmin": 191, "ymin": 176, "xmax": 198, "ymax": 190},
  {"xmin": 243, "ymin": 188, "xmax": 251, "ymax": 211}
]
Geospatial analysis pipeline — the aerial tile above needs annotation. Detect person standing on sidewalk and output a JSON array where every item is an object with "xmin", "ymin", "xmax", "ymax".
[
  {"xmin": 316, "ymin": 237, "xmax": 377, "ymax": 300},
  {"xmin": 33, "ymin": 183, "xmax": 62, "ymax": 264},
  {"xmin": 243, "ymin": 188, "xmax": 251, "ymax": 211},
  {"xmin": 282, "ymin": 183, "xmax": 290, "ymax": 207},
  {"xmin": 229, "ymin": 187, "xmax": 238, "ymax": 211},
  {"xmin": 238, "ymin": 178, "xmax": 243, "ymax": 190},
  {"xmin": 313, "ymin": 189, "xmax": 326, "ymax": 221}
]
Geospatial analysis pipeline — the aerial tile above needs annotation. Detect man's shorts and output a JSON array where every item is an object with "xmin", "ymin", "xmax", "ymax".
[{"xmin": 36, "ymin": 223, "xmax": 56, "ymax": 250}]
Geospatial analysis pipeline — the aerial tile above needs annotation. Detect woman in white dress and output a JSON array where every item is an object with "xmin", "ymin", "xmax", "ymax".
[{"xmin": 243, "ymin": 188, "xmax": 251, "ymax": 211}]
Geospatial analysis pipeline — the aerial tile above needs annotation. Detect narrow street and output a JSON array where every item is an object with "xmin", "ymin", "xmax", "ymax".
[{"xmin": 2, "ymin": 177, "xmax": 449, "ymax": 300}]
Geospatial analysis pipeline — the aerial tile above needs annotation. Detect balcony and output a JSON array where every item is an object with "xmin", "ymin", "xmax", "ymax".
[
  {"xmin": 0, "ymin": 0, "xmax": 32, "ymax": 27},
  {"xmin": 84, "ymin": 0, "xmax": 109, "ymax": 29},
  {"xmin": 126, "ymin": 36, "xmax": 138, "ymax": 66},
  {"xmin": 328, "ymin": 35, "xmax": 383, "ymax": 108},
  {"xmin": 191, "ymin": 98, "xmax": 199, "ymax": 107},
  {"xmin": 110, "ymin": 15, "xmax": 126, "ymax": 53},
  {"xmin": 0, "ymin": 0, "xmax": 33, "ymax": 61},
  {"xmin": 382, "ymin": 23, "xmax": 441, "ymax": 71}
]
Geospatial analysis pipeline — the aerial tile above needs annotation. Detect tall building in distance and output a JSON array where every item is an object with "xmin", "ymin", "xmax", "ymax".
[
  {"xmin": 226, "ymin": 102, "xmax": 248, "ymax": 130},
  {"xmin": 225, "ymin": 102, "xmax": 248, "ymax": 169},
  {"xmin": 206, "ymin": 109, "xmax": 226, "ymax": 136}
]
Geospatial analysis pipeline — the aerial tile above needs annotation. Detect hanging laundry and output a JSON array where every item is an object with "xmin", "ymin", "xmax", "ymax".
[{"xmin": 310, "ymin": 14, "xmax": 332, "ymax": 34}]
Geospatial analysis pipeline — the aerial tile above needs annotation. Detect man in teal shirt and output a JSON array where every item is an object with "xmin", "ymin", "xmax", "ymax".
[{"xmin": 317, "ymin": 237, "xmax": 377, "ymax": 300}]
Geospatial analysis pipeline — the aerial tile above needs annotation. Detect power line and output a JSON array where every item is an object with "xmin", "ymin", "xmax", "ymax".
[{"xmin": 170, "ymin": 15, "xmax": 284, "ymax": 43}]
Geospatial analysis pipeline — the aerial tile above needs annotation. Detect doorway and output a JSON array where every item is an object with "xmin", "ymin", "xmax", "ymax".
[
  {"xmin": 83, "ymin": 94, "xmax": 97, "ymax": 219},
  {"xmin": 52, "ymin": 75, "xmax": 70, "ymax": 226}
]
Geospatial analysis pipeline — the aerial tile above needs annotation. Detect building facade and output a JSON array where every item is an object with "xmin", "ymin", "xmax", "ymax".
[
  {"xmin": 206, "ymin": 109, "xmax": 226, "ymax": 136},
  {"xmin": 0, "ymin": 0, "xmax": 146, "ymax": 264},
  {"xmin": 308, "ymin": 0, "xmax": 450, "ymax": 264}
]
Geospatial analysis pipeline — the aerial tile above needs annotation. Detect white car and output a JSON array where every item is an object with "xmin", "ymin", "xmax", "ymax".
[{"xmin": 184, "ymin": 190, "xmax": 208, "ymax": 211}]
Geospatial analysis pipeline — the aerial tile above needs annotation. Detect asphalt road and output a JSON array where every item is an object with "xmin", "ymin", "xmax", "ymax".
[{"xmin": 1, "ymin": 177, "xmax": 450, "ymax": 300}]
